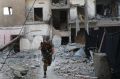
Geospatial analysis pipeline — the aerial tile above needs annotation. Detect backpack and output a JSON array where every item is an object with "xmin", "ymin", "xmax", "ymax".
[{"xmin": 41, "ymin": 41, "xmax": 53, "ymax": 58}]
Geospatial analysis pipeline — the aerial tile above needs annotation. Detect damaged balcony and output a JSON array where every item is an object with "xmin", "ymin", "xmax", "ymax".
[
  {"xmin": 69, "ymin": 0, "xmax": 120, "ymax": 28},
  {"xmin": 69, "ymin": 5, "xmax": 97, "ymax": 28},
  {"xmin": 51, "ymin": 0, "xmax": 70, "ymax": 9}
]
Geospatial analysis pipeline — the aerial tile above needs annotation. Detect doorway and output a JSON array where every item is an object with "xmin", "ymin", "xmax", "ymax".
[{"xmin": 10, "ymin": 35, "xmax": 20, "ymax": 53}]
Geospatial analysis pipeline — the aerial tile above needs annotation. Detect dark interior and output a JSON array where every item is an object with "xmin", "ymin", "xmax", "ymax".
[
  {"xmin": 52, "ymin": 0, "xmax": 59, "ymax": 3},
  {"xmin": 96, "ymin": 0, "xmax": 118, "ymax": 17},
  {"xmin": 52, "ymin": 9, "xmax": 68, "ymax": 30},
  {"xmin": 61, "ymin": 37, "xmax": 69, "ymax": 45},
  {"xmin": 71, "ymin": 28, "xmax": 76, "ymax": 43},
  {"xmin": 34, "ymin": 8, "xmax": 43, "ymax": 21},
  {"xmin": 52, "ymin": 0, "xmax": 67, "ymax": 4},
  {"xmin": 11, "ymin": 35, "xmax": 20, "ymax": 53}
]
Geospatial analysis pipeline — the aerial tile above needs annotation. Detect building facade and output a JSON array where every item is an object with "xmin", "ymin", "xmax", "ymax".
[{"xmin": 0, "ymin": 0, "xmax": 120, "ymax": 51}]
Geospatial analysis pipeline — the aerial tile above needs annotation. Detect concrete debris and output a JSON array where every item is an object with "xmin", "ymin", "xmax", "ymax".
[
  {"xmin": 55, "ymin": 43, "xmax": 85, "ymax": 58},
  {"xmin": 74, "ymin": 48, "xmax": 86, "ymax": 58},
  {"xmin": 65, "ymin": 43, "xmax": 80, "ymax": 51},
  {"xmin": 54, "ymin": 57, "xmax": 96, "ymax": 79},
  {"xmin": 52, "ymin": 35, "xmax": 61, "ymax": 48},
  {"xmin": 0, "ymin": 44, "xmax": 96, "ymax": 79},
  {"xmin": 10, "ymin": 64, "xmax": 28, "ymax": 78},
  {"xmin": 54, "ymin": 45, "xmax": 97, "ymax": 79},
  {"xmin": 0, "ymin": 50, "xmax": 41, "ymax": 79}
]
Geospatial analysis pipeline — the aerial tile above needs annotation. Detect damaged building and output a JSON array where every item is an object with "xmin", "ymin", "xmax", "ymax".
[
  {"xmin": 0, "ymin": 0, "xmax": 120, "ymax": 79},
  {"xmin": 0, "ymin": 0, "xmax": 71, "ymax": 51}
]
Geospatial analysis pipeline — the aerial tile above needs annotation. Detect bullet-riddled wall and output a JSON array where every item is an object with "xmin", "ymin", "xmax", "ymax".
[{"xmin": 0, "ymin": 0, "xmax": 25, "ymax": 27}]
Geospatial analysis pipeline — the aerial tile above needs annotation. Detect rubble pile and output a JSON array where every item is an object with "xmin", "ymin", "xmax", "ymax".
[
  {"xmin": 0, "ymin": 50, "xmax": 41, "ymax": 79},
  {"xmin": 0, "ymin": 43, "xmax": 97, "ymax": 79},
  {"xmin": 54, "ymin": 58, "xmax": 96, "ymax": 79},
  {"xmin": 53, "ymin": 45, "xmax": 97, "ymax": 79}
]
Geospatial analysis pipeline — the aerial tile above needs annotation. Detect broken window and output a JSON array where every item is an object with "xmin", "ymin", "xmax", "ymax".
[
  {"xmin": 34, "ymin": 8, "xmax": 43, "ymax": 21},
  {"xmin": 61, "ymin": 37, "xmax": 69, "ymax": 45},
  {"xmin": 96, "ymin": 0, "xmax": 119, "ymax": 18},
  {"xmin": 52, "ymin": 9, "xmax": 68, "ymax": 30},
  {"xmin": 3, "ymin": 7, "xmax": 13, "ymax": 15}
]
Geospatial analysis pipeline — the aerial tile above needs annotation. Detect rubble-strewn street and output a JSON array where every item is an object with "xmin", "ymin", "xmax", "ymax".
[
  {"xmin": 53, "ymin": 46, "xmax": 97, "ymax": 79},
  {"xmin": 0, "ymin": 50, "xmax": 63, "ymax": 79},
  {"xmin": 0, "ymin": 45, "xmax": 97, "ymax": 79},
  {"xmin": 0, "ymin": 0, "xmax": 120, "ymax": 79}
]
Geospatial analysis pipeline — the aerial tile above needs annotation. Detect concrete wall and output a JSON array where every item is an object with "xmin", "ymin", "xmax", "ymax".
[
  {"xmin": 26, "ymin": 0, "xmax": 51, "ymax": 21},
  {"xmin": 0, "ymin": 24, "xmax": 50, "ymax": 50},
  {"xmin": 0, "ymin": 27, "xmax": 22, "ymax": 47},
  {"xmin": 70, "ymin": 7, "xmax": 78, "ymax": 21},
  {"xmin": 0, "ymin": 0, "xmax": 25, "ymax": 27},
  {"xmin": 70, "ymin": 0, "xmax": 95, "ymax": 20},
  {"xmin": 20, "ymin": 24, "xmax": 50, "ymax": 50},
  {"xmin": 87, "ymin": 0, "xmax": 96, "ymax": 18},
  {"xmin": 24, "ymin": 24, "xmax": 50, "ymax": 37},
  {"xmin": 20, "ymin": 38, "xmax": 31, "ymax": 50},
  {"xmin": 20, "ymin": 36, "xmax": 43, "ymax": 50}
]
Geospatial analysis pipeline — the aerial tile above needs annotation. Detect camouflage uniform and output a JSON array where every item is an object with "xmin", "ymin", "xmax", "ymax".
[{"xmin": 40, "ymin": 41, "xmax": 53, "ymax": 78}]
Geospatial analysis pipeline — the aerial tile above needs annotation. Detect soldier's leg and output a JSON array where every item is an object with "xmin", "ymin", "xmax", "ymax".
[
  {"xmin": 48, "ymin": 56, "xmax": 52, "ymax": 66},
  {"xmin": 43, "ymin": 61, "xmax": 47, "ymax": 78}
]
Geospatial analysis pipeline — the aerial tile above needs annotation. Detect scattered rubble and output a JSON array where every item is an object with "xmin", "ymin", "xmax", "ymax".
[
  {"xmin": 53, "ymin": 45, "xmax": 97, "ymax": 79},
  {"xmin": 0, "ymin": 44, "xmax": 97, "ymax": 79},
  {"xmin": 0, "ymin": 50, "xmax": 41, "ymax": 79}
]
